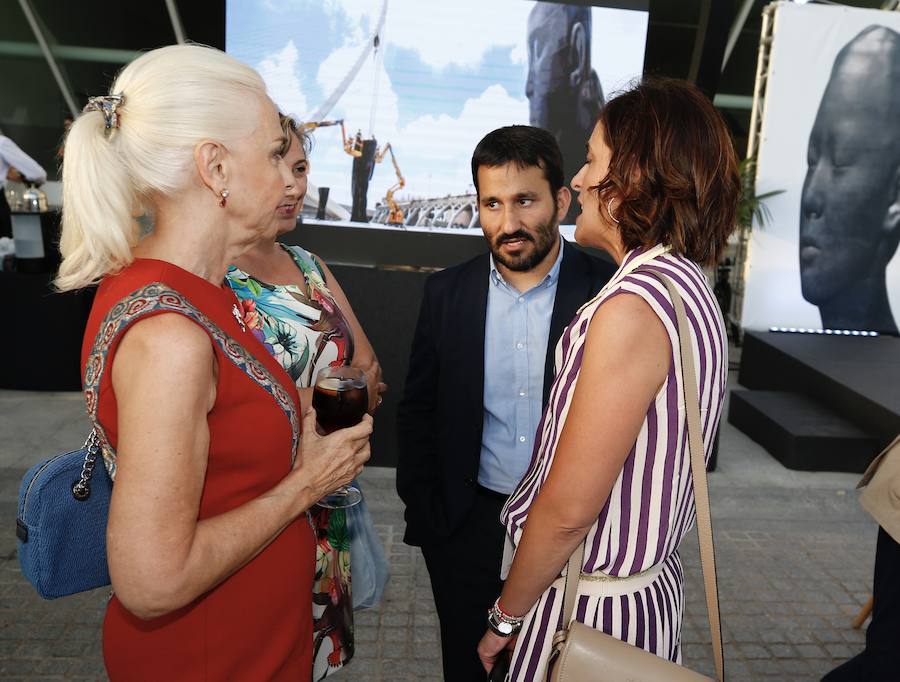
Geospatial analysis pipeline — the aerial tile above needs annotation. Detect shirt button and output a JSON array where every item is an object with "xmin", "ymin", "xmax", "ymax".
[
  {"xmin": 519, "ymin": 390, "xmax": 527, "ymax": 397},
  {"xmin": 516, "ymin": 342, "xmax": 524, "ymax": 350},
  {"xmin": 518, "ymin": 297, "xmax": 524, "ymax": 303},
  {"xmin": 519, "ymin": 435, "xmax": 527, "ymax": 443}
]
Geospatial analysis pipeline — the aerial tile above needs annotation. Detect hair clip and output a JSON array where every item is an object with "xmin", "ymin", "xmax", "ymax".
[{"xmin": 82, "ymin": 94, "xmax": 126, "ymax": 133}]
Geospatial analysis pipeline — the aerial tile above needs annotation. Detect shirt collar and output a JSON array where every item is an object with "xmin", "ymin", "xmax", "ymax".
[{"xmin": 489, "ymin": 236, "xmax": 564, "ymax": 290}]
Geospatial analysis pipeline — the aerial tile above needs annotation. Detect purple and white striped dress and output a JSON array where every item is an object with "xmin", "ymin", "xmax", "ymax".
[{"xmin": 500, "ymin": 245, "xmax": 727, "ymax": 681}]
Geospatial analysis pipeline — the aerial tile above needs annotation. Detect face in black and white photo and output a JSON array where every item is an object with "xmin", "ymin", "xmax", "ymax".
[{"xmin": 800, "ymin": 25, "xmax": 900, "ymax": 334}]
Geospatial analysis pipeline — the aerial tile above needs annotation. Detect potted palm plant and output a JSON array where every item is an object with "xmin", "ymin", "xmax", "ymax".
[{"xmin": 723, "ymin": 156, "xmax": 784, "ymax": 342}]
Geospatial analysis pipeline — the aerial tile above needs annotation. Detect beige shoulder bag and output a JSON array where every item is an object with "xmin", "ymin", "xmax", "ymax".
[
  {"xmin": 546, "ymin": 273, "xmax": 725, "ymax": 682},
  {"xmin": 858, "ymin": 434, "xmax": 900, "ymax": 544}
]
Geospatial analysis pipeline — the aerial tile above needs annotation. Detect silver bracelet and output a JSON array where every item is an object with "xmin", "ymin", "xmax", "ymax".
[{"xmin": 487, "ymin": 597, "xmax": 524, "ymax": 637}]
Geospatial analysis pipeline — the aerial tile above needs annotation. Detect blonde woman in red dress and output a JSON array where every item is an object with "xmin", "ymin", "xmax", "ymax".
[{"xmin": 58, "ymin": 45, "xmax": 371, "ymax": 681}]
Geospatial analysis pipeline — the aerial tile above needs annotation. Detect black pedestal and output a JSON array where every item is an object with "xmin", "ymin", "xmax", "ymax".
[
  {"xmin": 730, "ymin": 330, "xmax": 900, "ymax": 473},
  {"xmin": 729, "ymin": 390, "xmax": 879, "ymax": 473},
  {"xmin": 0, "ymin": 271, "xmax": 94, "ymax": 390}
]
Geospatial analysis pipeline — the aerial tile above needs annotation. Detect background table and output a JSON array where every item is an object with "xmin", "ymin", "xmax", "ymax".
[{"xmin": 0, "ymin": 270, "xmax": 93, "ymax": 390}]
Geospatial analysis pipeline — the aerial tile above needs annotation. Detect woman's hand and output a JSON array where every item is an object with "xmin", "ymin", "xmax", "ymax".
[
  {"xmin": 316, "ymin": 256, "xmax": 387, "ymax": 414},
  {"xmin": 292, "ymin": 407, "xmax": 372, "ymax": 507},
  {"xmin": 478, "ymin": 630, "xmax": 517, "ymax": 674},
  {"xmin": 362, "ymin": 362, "xmax": 387, "ymax": 413}
]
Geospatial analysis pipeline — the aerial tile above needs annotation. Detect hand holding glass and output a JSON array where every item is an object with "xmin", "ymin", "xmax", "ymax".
[{"xmin": 312, "ymin": 366, "xmax": 367, "ymax": 508}]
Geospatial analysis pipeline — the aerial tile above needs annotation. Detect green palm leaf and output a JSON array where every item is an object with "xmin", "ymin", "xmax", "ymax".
[
  {"xmin": 738, "ymin": 157, "xmax": 784, "ymax": 231},
  {"xmin": 247, "ymin": 278, "xmax": 263, "ymax": 297}
]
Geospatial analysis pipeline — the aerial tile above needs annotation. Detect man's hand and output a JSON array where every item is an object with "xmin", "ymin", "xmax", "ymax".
[{"xmin": 6, "ymin": 168, "xmax": 23, "ymax": 183}]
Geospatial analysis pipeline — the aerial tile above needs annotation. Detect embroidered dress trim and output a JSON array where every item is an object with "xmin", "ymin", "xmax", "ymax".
[{"xmin": 83, "ymin": 282, "xmax": 300, "ymax": 478}]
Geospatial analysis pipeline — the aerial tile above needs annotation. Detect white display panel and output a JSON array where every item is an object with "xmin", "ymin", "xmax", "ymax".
[{"xmin": 742, "ymin": 2, "xmax": 900, "ymax": 334}]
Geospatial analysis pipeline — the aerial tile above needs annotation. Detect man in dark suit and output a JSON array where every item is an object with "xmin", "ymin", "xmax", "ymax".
[{"xmin": 396, "ymin": 125, "xmax": 615, "ymax": 681}]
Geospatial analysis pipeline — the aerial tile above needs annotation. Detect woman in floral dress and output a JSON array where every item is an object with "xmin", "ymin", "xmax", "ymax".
[{"xmin": 226, "ymin": 115, "xmax": 387, "ymax": 681}]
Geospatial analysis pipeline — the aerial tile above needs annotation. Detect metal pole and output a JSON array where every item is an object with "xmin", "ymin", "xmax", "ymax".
[
  {"xmin": 164, "ymin": 0, "xmax": 187, "ymax": 44},
  {"xmin": 369, "ymin": 15, "xmax": 386, "ymax": 138},
  {"xmin": 746, "ymin": 4, "xmax": 775, "ymax": 188},
  {"xmin": 0, "ymin": 40, "xmax": 138, "ymax": 63},
  {"xmin": 731, "ymin": 2, "xmax": 777, "ymax": 338},
  {"xmin": 722, "ymin": 0, "xmax": 756, "ymax": 71},
  {"xmin": 16, "ymin": 0, "xmax": 78, "ymax": 117},
  {"xmin": 688, "ymin": 0, "xmax": 712, "ymax": 83}
]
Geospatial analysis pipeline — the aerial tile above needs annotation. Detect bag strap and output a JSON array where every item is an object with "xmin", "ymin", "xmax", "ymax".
[
  {"xmin": 82, "ymin": 282, "xmax": 301, "ymax": 478},
  {"xmin": 660, "ymin": 273, "xmax": 724, "ymax": 681},
  {"xmin": 556, "ymin": 272, "xmax": 724, "ymax": 681}
]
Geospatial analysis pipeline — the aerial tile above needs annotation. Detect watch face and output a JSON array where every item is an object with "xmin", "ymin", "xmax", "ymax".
[{"xmin": 497, "ymin": 621, "xmax": 513, "ymax": 636}]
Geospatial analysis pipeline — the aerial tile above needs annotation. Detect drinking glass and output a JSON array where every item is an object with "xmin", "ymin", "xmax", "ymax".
[{"xmin": 312, "ymin": 366, "xmax": 367, "ymax": 508}]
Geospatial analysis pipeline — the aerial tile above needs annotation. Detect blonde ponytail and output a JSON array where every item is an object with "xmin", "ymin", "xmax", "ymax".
[
  {"xmin": 56, "ymin": 109, "xmax": 136, "ymax": 290},
  {"xmin": 56, "ymin": 44, "xmax": 268, "ymax": 290}
]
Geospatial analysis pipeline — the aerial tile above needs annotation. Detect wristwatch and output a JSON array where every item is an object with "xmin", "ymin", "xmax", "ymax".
[{"xmin": 487, "ymin": 597, "xmax": 523, "ymax": 637}]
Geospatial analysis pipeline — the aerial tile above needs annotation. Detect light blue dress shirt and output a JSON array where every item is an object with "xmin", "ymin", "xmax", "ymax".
[{"xmin": 478, "ymin": 239, "xmax": 564, "ymax": 494}]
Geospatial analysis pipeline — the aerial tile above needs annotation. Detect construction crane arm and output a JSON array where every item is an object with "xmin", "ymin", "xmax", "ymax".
[
  {"xmin": 374, "ymin": 143, "xmax": 405, "ymax": 188},
  {"xmin": 337, "ymin": 120, "xmax": 362, "ymax": 158},
  {"xmin": 390, "ymin": 149, "xmax": 405, "ymax": 189},
  {"xmin": 299, "ymin": 119, "xmax": 343, "ymax": 132},
  {"xmin": 374, "ymin": 142, "xmax": 391, "ymax": 163},
  {"xmin": 382, "ymin": 144, "xmax": 406, "ymax": 225}
]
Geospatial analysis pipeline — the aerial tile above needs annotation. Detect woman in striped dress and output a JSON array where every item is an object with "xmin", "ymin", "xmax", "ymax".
[{"xmin": 477, "ymin": 79, "xmax": 740, "ymax": 680}]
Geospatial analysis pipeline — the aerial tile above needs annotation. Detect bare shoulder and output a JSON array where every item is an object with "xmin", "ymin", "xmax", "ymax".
[
  {"xmin": 591, "ymin": 292, "xmax": 667, "ymax": 337},
  {"xmin": 585, "ymin": 293, "xmax": 670, "ymax": 367},
  {"xmin": 114, "ymin": 313, "xmax": 215, "ymax": 386}
]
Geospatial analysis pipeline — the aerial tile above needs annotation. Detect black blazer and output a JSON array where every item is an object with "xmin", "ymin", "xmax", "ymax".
[{"xmin": 396, "ymin": 240, "xmax": 616, "ymax": 546}]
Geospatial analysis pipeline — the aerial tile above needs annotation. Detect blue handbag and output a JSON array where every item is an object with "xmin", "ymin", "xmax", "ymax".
[
  {"xmin": 15, "ymin": 282, "xmax": 303, "ymax": 601},
  {"xmin": 16, "ymin": 430, "xmax": 112, "ymax": 599},
  {"xmin": 15, "ymin": 284, "xmax": 203, "ymax": 600}
]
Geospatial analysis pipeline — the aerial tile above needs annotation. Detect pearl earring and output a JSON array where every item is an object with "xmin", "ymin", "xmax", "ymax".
[{"xmin": 219, "ymin": 188, "xmax": 230, "ymax": 208}]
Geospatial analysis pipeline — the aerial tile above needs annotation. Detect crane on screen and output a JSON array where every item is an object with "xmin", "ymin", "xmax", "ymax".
[{"xmin": 298, "ymin": 0, "xmax": 404, "ymax": 223}]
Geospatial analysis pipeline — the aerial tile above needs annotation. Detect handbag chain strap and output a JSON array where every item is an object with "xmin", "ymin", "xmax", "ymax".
[
  {"xmin": 555, "ymin": 272, "xmax": 724, "ymax": 681},
  {"xmin": 71, "ymin": 430, "xmax": 103, "ymax": 501}
]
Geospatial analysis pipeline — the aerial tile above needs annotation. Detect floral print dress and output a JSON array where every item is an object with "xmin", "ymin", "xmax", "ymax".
[{"xmin": 227, "ymin": 244, "xmax": 355, "ymax": 681}]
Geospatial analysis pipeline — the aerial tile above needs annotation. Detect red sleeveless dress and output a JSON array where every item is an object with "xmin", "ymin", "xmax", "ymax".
[{"xmin": 81, "ymin": 259, "xmax": 315, "ymax": 681}]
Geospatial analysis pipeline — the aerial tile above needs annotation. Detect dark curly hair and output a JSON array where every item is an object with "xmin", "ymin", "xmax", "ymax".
[
  {"xmin": 471, "ymin": 125, "xmax": 565, "ymax": 198},
  {"xmin": 592, "ymin": 78, "xmax": 740, "ymax": 266}
]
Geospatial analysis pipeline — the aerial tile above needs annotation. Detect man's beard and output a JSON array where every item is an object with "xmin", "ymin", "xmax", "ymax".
[{"xmin": 490, "ymin": 217, "xmax": 558, "ymax": 272}]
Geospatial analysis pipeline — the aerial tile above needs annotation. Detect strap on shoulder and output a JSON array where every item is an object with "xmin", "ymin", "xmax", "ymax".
[
  {"xmin": 83, "ymin": 282, "xmax": 300, "ymax": 478},
  {"xmin": 554, "ymin": 270, "xmax": 724, "ymax": 681}
]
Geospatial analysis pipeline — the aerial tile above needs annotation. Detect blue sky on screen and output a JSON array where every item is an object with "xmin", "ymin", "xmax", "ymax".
[{"xmin": 227, "ymin": 0, "xmax": 647, "ymax": 208}]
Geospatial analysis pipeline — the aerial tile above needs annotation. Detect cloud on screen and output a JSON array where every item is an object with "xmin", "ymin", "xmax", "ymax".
[{"xmin": 231, "ymin": 0, "xmax": 646, "ymax": 207}]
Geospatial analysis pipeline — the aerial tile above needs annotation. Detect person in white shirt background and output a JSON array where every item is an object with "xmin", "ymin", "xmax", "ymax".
[{"xmin": 0, "ymin": 128, "xmax": 48, "ymax": 238}]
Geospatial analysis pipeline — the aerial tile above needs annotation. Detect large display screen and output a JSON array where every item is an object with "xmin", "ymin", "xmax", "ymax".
[
  {"xmin": 741, "ymin": 2, "xmax": 900, "ymax": 334},
  {"xmin": 226, "ymin": 0, "xmax": 648, "ymax": 227}
]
